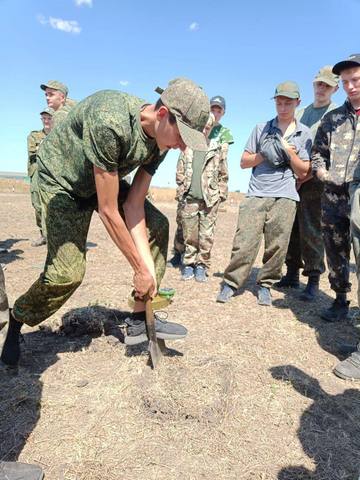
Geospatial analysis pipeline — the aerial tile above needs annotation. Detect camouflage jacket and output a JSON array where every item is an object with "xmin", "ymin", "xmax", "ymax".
[
  {"xmin": 27, "ymin": 129, "xmax": 47, "ymax": 177},
  {"xmin": 52, "ymin": 98, "xmax": 77, "ymax": 127},
  {"xmin": 175, "ymin": 142, "xmax": 229, "ymax": 207},
  {"xmin": 311, "ymin": 100, "xmax": 360, "ymax": 185}
]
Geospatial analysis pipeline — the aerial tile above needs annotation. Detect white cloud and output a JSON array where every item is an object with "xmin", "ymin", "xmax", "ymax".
[
  {"xmin": 189, "ymin": 22, "xmax": 199, "ymax": 31},
  {"xmin": 119, "ymin": 80, "xmax": 129, "ymax": 87},
  {"xmin": 37, "ymin": 14, "xmax": 81, "ymax": 34},
  {"xmin": 75, "ymin": 0, "xmax": 92, "ymax": 7}
]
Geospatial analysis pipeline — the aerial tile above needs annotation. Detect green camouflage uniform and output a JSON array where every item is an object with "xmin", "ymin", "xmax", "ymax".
[
  {"xmin": 13, "ymin": 90, "xmax": 168, "ymax": 326},
  {"xmin": 176, "ymin": 141, "xmax": 229, "ymax": 268},
  {"xmin": 52, "ymin": 98, "xmax": 77, "ymax": 127},
  {"xmin": 172, "ymin": 123, "xmax": 233, "ymax": 256},
  {"xmin": 311, "ymin": 100, "xmax": 360, "ymax": 294},
  {"xmin": 27, "ymin": 129, "xmax": 47, "ymax": 236},
  {"xmin": 285, "ymin": 102, "xmax": 337, "ymax": 277}
]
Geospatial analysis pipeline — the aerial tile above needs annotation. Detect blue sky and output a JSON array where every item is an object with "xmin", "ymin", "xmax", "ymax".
[{"xmin": 0, "ymin": 0, "xmax": 358, "ymax": 191}]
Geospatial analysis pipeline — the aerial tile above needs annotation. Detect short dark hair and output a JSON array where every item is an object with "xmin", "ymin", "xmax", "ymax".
[{"xmin": 155, "ymin": 99, "xmax": 176, "ymax": 124}]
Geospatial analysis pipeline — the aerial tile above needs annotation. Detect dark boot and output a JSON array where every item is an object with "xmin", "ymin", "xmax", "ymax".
[
  {"xmin": 320, "ymin": 294, "xmax": 349, "ymax": 323},
  {"xmin": 299, "ymin": 274, "xmax": 319, "ymax": 302},
  {"xmin": 0, "ymin": 311, "xmax": 22, "ymax": 366},
  {"xmin": 166, "ymin": 252, "xmax": 182, "ymax": 268},
  {"xmin": 274, "ymin": 267, "xmax": 300, "ymax": 289}
]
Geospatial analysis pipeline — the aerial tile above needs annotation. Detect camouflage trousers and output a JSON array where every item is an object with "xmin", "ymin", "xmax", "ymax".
[
  {"xmin": 172, "ymin": 201, "xmax": 185, "ymax": 255},
  {"xmin": 349, "ymin": 181, "xmax": 360, "ymax": 305},
  {"xmin": 285, "ymin": 178, "xmax": 325, "ymax": 276},
  {"xmin": 30, "ymin": 173, "xmax": 45, "ymax": 237},
  {"xmin": 13, "ymin": 181, "xmax": 169, "ymax": 327},
  {"xmin": 321, "ymin": 184, "xmax": 351, "ymax": 294},
  {"xmin": 224, "ymin": 196, "xmax": 296, "ymax": 289},
  {"xmin": 0, "ymin": 263, "xmax": 9, "ymax": 325},
  {"xmin": 180, "ymin": 198, "xmax": 220, "ymax": 268}
]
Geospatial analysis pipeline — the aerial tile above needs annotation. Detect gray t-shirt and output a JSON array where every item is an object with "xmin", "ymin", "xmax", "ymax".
[
  {"xmin": 245, "ymin": 118, "xmax": 312, "ymax": 202},
  {"xmin": 296, "ymin": 102, "xmax": 337, "ymax": 138}
]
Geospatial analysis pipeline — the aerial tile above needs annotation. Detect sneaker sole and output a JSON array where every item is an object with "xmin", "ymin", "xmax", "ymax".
[
  {"xmin": 125, "ymin": 332, "xmax": 187, "ymax": 346},
  {"xmin": 333, "ymin": 367, "xmax": 360, "ymax": 381},
  {"xmin": 182, "ymin": 275, "xmax": 194, "ymax": 281}
]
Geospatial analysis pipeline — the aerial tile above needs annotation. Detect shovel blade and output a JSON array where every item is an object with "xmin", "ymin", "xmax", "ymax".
[{"xmin": 149, "ymin": 339, "xmax": 162, "ymax": 369}]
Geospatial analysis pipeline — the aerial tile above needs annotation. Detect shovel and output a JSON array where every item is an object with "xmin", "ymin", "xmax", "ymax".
[{"xmin": 144, "ymin": 294, "xmax": 166, "ymax": 369}]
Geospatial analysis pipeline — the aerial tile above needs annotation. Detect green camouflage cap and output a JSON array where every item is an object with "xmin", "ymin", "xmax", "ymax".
[
  {"xmin": 40, "ymin": 80, "xmax": 68, "ymax": 96},
  {"xmin": 273, "ymin": 81, "xmax": 300, "ymax": 99},
  {"xmin": 155, "ymin": 78, "xmax": 210, "ymax": 151},
  {"xmin": 40, "ymin": 107, "xmax": 54, "ymax": 116},
  {"xmin": 314, "ymin": 66, "xmax": 339, "ymax": 87}
]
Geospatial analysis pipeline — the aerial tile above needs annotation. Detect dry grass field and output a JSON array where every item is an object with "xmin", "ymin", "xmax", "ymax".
[{"xmin": 0, "ymin": 182, "xmax": 360, "ymax": 480}]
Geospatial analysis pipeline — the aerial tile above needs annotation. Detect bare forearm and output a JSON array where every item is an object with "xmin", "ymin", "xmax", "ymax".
[
  {"xmin": 98, "ymin": 208, "xmax": 146, "ymax": 274},
  {"xmin": 241, "ymin": 151, "xmax": 264, "ymax": 169},
  {"xmin": 123, "ymin": 202, "xmax": 155, "ymax": 278},
  {"xmin": 288, "ymin": 151, "xmax": 310, "ymax": 179}
]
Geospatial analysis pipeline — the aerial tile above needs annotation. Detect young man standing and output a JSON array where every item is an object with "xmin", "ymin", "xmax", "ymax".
[
  {"xmin": 41, "ymin": 80, "xmax": 76, "ymax": 126},
  {"xmin": 217, "ymin": 82, "xmax": 311, "ymax": 306},
  {"xmin": 312, "ymin": 54, "xmax": 360, "ymax": 380},
  {"xmin": 1, "ymin": 78, "xmax": 209, "ymax": 367},
  {"xmin": 276, "ymin": 66, "xmax": 339, "ymax": 301},
  {"xmin": 27, "ymin": 107, "xmax": 54, "ymax": 246},
  {"xmin": 311, "ymin": 55, "xmax": 360, "ymax": 325},
  {"xmin": 167, "ymin": 95, "xmax": 233, "ymax": 268}
]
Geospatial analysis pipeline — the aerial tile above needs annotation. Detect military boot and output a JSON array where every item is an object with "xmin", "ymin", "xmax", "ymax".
[
  {"xmin": 320, "ymin": 294, "xmax": 349, "ymax": 322},
  {"xmin": 0, "ymin": 310, "xmax": 22, "ymax": 366},
  {"xmin": 274, "ymin": 267, "xmax": 300, "ymax": 289},
  {"xmin": 299, "ymin": 274, "xmax": 320, "ymax": 302}
]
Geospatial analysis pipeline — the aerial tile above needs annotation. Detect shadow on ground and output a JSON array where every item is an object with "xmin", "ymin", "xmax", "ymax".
[
  {"xmin": 271, "ymin": 365, "xmax": 360, "ymax": 480},
  {"xmin": 272, "ymin": 281, "xmax": 359, "ymax": 359},
  {"xmin": 0, "ymin": 238, "xmax": 27, "ymax": 266},
  {"xmin": 0, "ymin": 329, "xmax": 92, "ymax": 461}
]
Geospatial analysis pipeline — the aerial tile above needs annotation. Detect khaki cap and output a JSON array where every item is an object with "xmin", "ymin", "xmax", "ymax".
[
  {"xmin": 155, "ymin": 78, "xmax": 210, "ymax": 151},
  {"xmin": 40, "ymin": 80, "xmax": 68, "ymax": 96},
  {"xmin": 40, "ymin": 107, "xmax": 54, "ymax": 116},
  {"xmin": 314, "ymin": 66, "xmax": 339, "ymax": 87},
  {"xmin": 273, "ymin": 81, "xmax": 300, "ymax": 99}
]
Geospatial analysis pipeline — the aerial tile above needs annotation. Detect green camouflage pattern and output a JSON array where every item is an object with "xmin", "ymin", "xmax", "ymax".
[
  {"xmin": 173, "ymin": 201, "xmax": 185, "ymax": 254},
  {"xmin": 27, "ymin": 129, "xmax": 46, "ymax": 178},
  {"xmin": 175, "ymin": 144, "xmax": 229, "ymax": 207},
  {"xmin": 321, "ymin": 185, "xmax": 351, "ymax": 293},
  {"xmin": 349, "ymin": 181, "xmax": 360, "ymax": 305},
  {"xmin": 285, "ymin": 178, "xmax": 325, "ymax": 276},
  {"xmin": 208, "ymin": 124, "xmax": 234, "ymax": 146},
  {"xmin": 311, "ymin": 101, "xmax": 360, "ymax": 185},
  {"xmin": 224, "ymin": 197, "xmax": 296, "ymax": 289},
  {"xmin": 52, "ymin": 98, "xmax": 77, "ymax": 127},
  {"xmin": 27, "ymin": 129, "xmax": 48, "ymax": 235},
  {"xmin": 37, "ymin": 90, "xmax": 166, "ymax": 198},
  {"xmin": 181, "ymin": 198, "xmax": 220, "ymax": 268},
  {"xmin": 12, "ymin": 181, "xmax": 168, "ymax": 327}
]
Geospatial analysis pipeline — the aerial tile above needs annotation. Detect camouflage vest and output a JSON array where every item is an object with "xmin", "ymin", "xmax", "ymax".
[{"xmin": 175, "ymin": 143, "xmax": 229, "ymax": 207}]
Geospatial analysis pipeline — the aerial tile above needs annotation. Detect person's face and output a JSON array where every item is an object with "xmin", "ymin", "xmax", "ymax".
[
  {"xmin": 41, "ymin": 113, "xmax": 53, "ymax": 131},
  {"xmin": 210, "ymin": 105, "xmax": 224, "ymax": 123},
  {"xmin": 275, "ymin": 96, "xmax": 300, "ymax": 121},
  {"xmin": 341, "ymin": 67, "xmax": 360, "ymax": 105},
  {"xmin": 313, "ymin": 81, "xmax": 338, "ymax": 105},
  {"xmin": 45, "ymin": 87, "xmax": 65, "ymax": 110},
  {"xmin": 154, "ymin": 106, "xmax": 186, "ymax": 151}
]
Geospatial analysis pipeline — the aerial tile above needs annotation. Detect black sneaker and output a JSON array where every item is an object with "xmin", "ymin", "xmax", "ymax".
[
  {"xmin": 0, "ymin": 311, "xmax": 22, "ymax": 366},
  {"xmin": 299, "ymin": 275, "xmax": 319, "ymax": 302},
  {"xmin": 124, "ymin": 312, "xmax": 187, "ymax": 346},
  {"xmin": 320, "ymin": 298, "xmax": 350, "ymax": 322},
  {"xmin": 167, "ymin": 252, "xmax": 182, "ymax": 268}
]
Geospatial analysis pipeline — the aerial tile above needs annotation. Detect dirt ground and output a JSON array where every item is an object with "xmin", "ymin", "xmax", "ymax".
[{"xmin": 0, "ymin": 187, "xmax": 360, "ymax": 480}]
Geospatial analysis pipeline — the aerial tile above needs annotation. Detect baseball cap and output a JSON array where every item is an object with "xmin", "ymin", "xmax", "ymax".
[
  {"xmin": 210, "ymin": 95, "xmax": 226, "ymax": 111},
  {"xmin": 40, "ymin": 107, "xmax": 54, "ymax": 116},
  {"xmin": 333, "ymin": 54, "xmax": 360, "ymax": 75},
  {"xmin": 313, "ymin": 66, "xmax": 339, "ymax": 87},
  {"xmin": 155, "ymin": 78, "xmax": 210, "ymax": 151},
  {"xmin": 40, "ymin": 80, "xmax": 69, "ymax": 96},
  {"xmin": 273, "ymin": 81, "xmax": 300, "ymax": 99}
]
